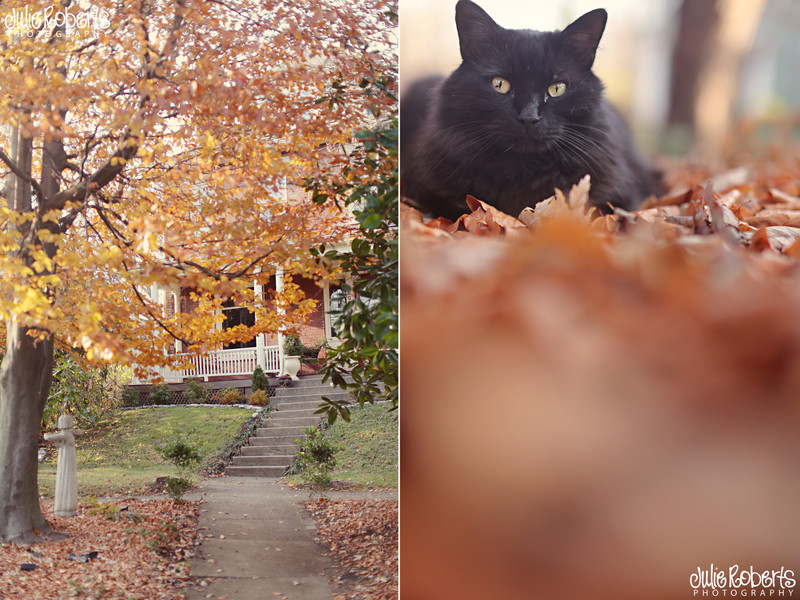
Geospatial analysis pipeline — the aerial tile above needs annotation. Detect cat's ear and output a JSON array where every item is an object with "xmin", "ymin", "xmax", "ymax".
[
  {"xmin": 561, "ymin": 9, "xmax": 607, "ymax": 69},
  {"xmin": 455, "ymin": 0, "xmax": 502, "ymax": 62}
]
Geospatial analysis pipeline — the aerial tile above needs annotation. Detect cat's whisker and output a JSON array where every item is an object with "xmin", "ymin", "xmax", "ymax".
[{"xmin": 555, "ymin": 133, "xmax": 637, "ymax": 206}]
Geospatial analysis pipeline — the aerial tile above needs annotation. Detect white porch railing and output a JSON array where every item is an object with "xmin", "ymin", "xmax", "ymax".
[
  {"xmin": 263, "ymin": 345, "xmax": 281, "ymax": 373},
  {"xmin": 177, "ymin": 346, "xmax": 280, "ymax": 379}
]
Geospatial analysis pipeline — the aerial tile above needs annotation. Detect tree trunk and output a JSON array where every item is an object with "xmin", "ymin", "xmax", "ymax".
[
  {"xmin": 667, "ymin": 0, "xmax": 769, "ymax": 154},
  {"xmin": 0, "ymin": 111, "xmax": 61, "ymax": 543},
  {"xmin": 667, "ymin": 0, "xmax": 720, "ymax": 129},
  {"xmin": 0, "ymin": 323, "xmax": 55, "ymax": 542},
  {"xmin": 693, "ymin": 0, "xmax": 769, "ymax": 154}
]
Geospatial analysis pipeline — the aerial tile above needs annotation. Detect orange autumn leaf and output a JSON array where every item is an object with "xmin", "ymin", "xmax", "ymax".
[{"xmin": 465, "ymin": 195, "xmax": 526, "ymax": 231}]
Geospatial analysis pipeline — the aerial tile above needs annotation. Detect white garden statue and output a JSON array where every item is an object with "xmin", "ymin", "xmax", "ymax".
[{"xmin": 44, "ymin": 415, "xmax": 84, "ymax": 517}]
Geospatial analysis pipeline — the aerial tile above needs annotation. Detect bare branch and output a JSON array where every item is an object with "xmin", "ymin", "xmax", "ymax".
[
  {"xmin": 70, "ymin": 38, "xmax": 99, "ymax": 55},
  {"xmin": 129, "ymin": 279, "xmax": 192, "ymax": 346},
  {"xmin": 90, "ymin": 202, "xmax": 132, "ymax": 244},
  {"xmin": 158, "ymin": 241, "xmax": 280, "ymax": 281},
  {"xmin": 0, "ymin": 146, "xmax": 45, "ymax": 205}
]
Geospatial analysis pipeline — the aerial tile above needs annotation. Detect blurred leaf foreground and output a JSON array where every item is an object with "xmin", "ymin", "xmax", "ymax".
[{"xmin": 401, "ymin": 154, "xmax": 800, "ymax": 600}]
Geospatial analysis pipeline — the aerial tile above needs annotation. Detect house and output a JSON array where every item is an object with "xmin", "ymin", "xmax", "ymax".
[{"xmin": 129, "ymin": 253, "xmax": 351, "ymax": 386}]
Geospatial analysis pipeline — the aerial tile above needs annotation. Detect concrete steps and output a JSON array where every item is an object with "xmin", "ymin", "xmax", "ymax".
[
  {"xmin": 239, "ymin": 445, "xmax": 297, "ymax": 456},
  {"xmin": 231, "ymin": 455, "xmax": 294, "ymax": 467},
  {"xmin": 247, "ymin": 434, "xmax": 304, "ymax": 446},
  {"xmin": 223, "ymin": 465, "xmax": 287, "ymax": 477},
  {"xmin": 225, "ymin": 375, "xmax": 349, "ymax": 478}
]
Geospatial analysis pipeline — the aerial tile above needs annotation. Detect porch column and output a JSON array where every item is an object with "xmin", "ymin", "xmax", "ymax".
[
  {"xmin": 156, "ymin": 286, "xmax": 171, "ymax": 380},
  {"xmin": 173, "ymin": 289, "xmax": 182, "ymax": 354},
  {"xmin": 276, "ymin": 266, "xmax": 285, "ymax": 375},
  {"xmin": 254, "ymin": 280, "xmax": 266, "ymax": 371},
  {"xmin": 322, "ymin": 281, "xmax": 332, "ymax": 342}
]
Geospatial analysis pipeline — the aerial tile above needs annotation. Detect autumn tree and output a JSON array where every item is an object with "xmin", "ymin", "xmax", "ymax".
[{"xmin": 0, "ymin": 0, "xmax": 396, "ymax": 542}]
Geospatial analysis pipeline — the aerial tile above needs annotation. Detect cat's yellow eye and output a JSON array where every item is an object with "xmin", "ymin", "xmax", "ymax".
[
  {"xmin": 548, "ymin": 82, "xmax": 567, "ymax": 97},
  {"xmin": 492, "ymin": 77, "xmax": 511, "ymax": 94}
]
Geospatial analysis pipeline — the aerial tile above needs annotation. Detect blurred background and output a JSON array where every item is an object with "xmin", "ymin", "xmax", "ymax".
[{"xmin": 400, "ymin": 0, "xmax": 800, "ymax": 156}]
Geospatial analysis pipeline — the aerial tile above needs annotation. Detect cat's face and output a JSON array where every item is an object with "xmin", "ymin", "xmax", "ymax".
[{"xmin": 439, "ymin": 1, "xmax": 608, "ymax": 155}]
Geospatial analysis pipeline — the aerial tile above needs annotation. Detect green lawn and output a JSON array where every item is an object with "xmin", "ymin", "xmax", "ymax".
[
  {"xmin": 38, "ymin": 406, "xmax": 255, "ymax": 497},
  {"xmin": 286, "ymin": 402, "xmax": 399, "ymax": 489}
]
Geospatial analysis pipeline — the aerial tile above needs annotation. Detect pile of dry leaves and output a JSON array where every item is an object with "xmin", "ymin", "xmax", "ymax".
[
  {"xmin": 0, "ymin": 499, "xmax": 198, "ymax": 599},
  {"xmin": 307, "ymin": 499, "xmax": 398, "ymax": 600},
  {"xmin": 401, "ymin": 165, "xmax": 800, "ymax": 600}
]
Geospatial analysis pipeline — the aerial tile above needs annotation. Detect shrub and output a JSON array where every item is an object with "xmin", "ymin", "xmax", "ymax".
[
  {"xmin": 44, "ymin": 351, "xmax": 120, "ymax": 431},
  {"xmin": 307, "ymin": 117, "xmax": 398, "ymax": 422},
  {"xmin": 252, "ymin": 366, "xmax": 272, "ymax": 396},
  {"xmin": 149, "ymin": 383, "xmax": 173, "ymax": 405},
  {"xmin": 283, "ymin": 334, "xmax": 303, "ymax": 356},
  {"xmin": 301, "ymin": 342, "xmax": 322, "ymax": 359},
  {"xmin": 185, "ymin": 379, "xmax": 209, "ymax": 403},
  {"xmin": 162, "ymin": 476, "xmax": 193, "ymax": 501},
  {"xmin": 120, "ymin": 387, "xmax": 141, "ymax": 408},
  {"xmin": 294, "ymin": 425, "xmax": 340, "ymax": 489},
  {"xmin": 156, "ymin": 431, "xmax": 202, "ymax": 502},
  {"xmin": 157, "ymin": 437, "xmax": 202, "ymax": 469},
  {"xmin": 248, "ymin": 389, "xmax": 270, "ymax": 407},
  {"xmin": 218, "ymin": 387, "xmax": 242, "ymax": 405}
]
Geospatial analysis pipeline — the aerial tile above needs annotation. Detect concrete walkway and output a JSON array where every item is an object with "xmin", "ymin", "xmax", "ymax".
[{"xmin": 184, "ymin": 476, "xmax": 397, "ymax": 600}]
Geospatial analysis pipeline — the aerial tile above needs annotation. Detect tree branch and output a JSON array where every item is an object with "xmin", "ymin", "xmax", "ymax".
[
  {"xmin": 129, "ymin": 281, "xmax": 192, "ymax": 346},
  {"xmin": 0, "ymin": 146, "xmax": 45, "ymax": 205},
  {"xmin": 161, "ymin": 244, "xmax": 280, "ymax": 281},
  {"xmin": 89, "ymin": 202, "xmax": 132, "ymax": 244}
]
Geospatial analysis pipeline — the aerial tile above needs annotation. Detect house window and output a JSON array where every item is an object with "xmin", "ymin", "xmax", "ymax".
[
  {"xmin": 328, "ymin": 285, "xmax": 350, "ymax": 339},
  {"xmin": 222, "ymin": 300, "xmax": 256, "ymax": 350}
]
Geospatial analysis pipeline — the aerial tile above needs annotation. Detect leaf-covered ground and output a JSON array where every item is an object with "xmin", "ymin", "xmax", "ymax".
[
  {"xmin": 307, "ymin": 498, "xmax": 398, "ymax": 600},
  {"xmin": 401, "ymin": 159, "xmax": 800, "ymax": 600},
  {"xmin": 0, "ymin": 498, "xmax": 198, "ymax": 600}
]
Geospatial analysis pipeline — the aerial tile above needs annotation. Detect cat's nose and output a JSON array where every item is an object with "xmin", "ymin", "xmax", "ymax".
[
  {"xmin": 517, "ymin": 114, "xmax": 542, "ymax": 129},
  {"xmin": 517, "ymin": 101, "xmax": 542, "ymax": 129}
]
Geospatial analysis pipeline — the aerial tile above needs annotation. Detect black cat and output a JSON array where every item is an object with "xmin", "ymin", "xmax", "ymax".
[{"xmin": 401, "ymin": 0, "xmax": 662, "ymax": 220}]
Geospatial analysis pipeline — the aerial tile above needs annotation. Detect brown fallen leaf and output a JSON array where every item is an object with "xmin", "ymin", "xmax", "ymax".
[
  {"xmin": 767, "ymin": 187, "xmax": 800, "ymax": 207},
  {"xmin": 744, "ymin": 207, "xmax": 800, "ymax": 228},
  {"xmin": 639, "ymin": 186, "xmax": 692, "ymax": 209},
  {"xmin": 465, "ymin": 195, "xmax": 525, "ymax": 231},
  {"xmin": 705, "ymin": 183, "xmax": 745, "ymax": 244},
  {"xmin": 521, "ymin": 175, "xmax": 595, "ymax": 228},
  {"xmin": 748, "ymin": 227, "xmax": 774, "ymax": 252},
  {"xmin": 762, "ymin": 226, "xmax": 800, "ymax": 252}
]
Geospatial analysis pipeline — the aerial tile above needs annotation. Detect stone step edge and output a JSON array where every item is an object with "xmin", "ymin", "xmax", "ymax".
[
  {"xmin": 224, "ymin": 466, "xmax": 287, "ymax": 478},
  {"xmin": 231, "ymin": 457, "xmax": 294, "ymax": 466}
]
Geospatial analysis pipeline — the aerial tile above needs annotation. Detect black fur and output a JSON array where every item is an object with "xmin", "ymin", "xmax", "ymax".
[{"xmin": 401, "ymin": 0, "xmax": 662, "ymax": 220}]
